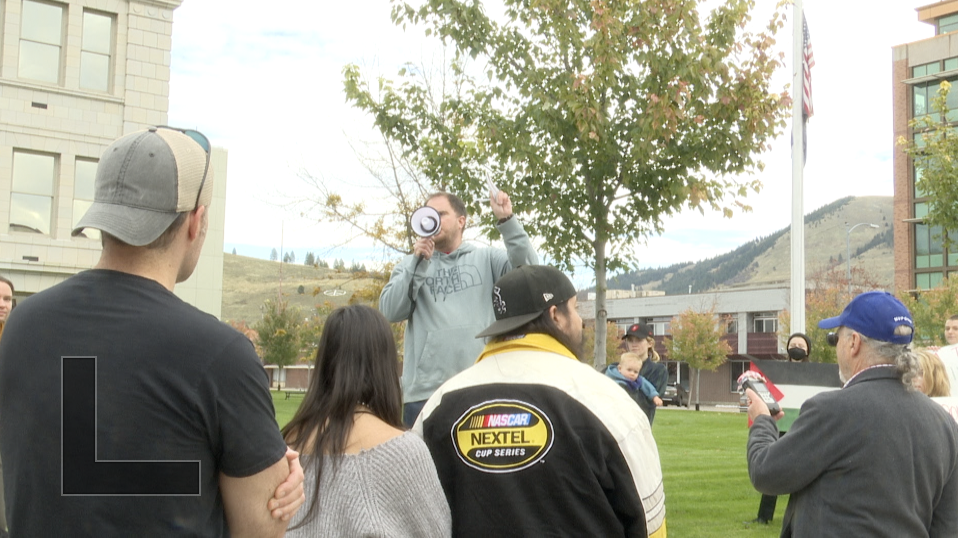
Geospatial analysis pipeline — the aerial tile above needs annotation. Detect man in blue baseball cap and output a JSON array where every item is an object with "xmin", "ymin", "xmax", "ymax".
[{"xmin": 745, "ymin": 291, "xmax": 958, "ymax": 537}]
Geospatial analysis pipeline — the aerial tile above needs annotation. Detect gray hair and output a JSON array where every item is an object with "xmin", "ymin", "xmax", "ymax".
[{"xmin": 858, "ymin": 333, "xmax": 919, "ymax": 389}]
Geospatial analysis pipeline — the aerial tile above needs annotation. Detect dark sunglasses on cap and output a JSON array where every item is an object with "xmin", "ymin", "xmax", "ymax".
[
  {"xmin": 156, "ymin": 125, "xmax": 211, "ymax": 210},
  {"xmin": 826, "ymin": 332, "xmax": 839, "ymax": 346}
]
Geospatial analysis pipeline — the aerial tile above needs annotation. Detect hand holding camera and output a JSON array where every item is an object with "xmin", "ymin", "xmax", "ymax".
[{"xmin": 737, "ymin": 371, "xmax": 783, "ymax": 420}]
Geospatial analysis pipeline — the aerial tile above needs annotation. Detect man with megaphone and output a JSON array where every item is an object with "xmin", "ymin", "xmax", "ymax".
[{"xmin": 380, "ymin": 189, "xmax": 538, "ymax": 427}]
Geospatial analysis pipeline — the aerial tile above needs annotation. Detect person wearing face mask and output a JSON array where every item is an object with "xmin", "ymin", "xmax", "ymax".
[
  {"xmin": 750, "ymin": 332, "xmax": 812, "ymax": 525},
  {"xmin": 785, "ymin": 332, "xmax": 811, "ymax": 363}
]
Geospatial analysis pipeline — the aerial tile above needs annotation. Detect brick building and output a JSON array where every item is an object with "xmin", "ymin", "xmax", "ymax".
[
  {"xmin": 892, "ymin": 0, "xmax": 958, "ymax": 292},
  {"xmin": 579, "ymin": 286, "xmax": 790, "ymax": 407}
]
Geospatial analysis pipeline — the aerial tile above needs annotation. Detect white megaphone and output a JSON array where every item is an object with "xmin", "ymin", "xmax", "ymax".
[{"xmin": 411, "ymin": 206, "xmax": 442, "ymax": 237}]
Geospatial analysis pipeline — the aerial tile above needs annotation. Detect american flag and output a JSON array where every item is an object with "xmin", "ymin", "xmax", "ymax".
[
  {"xmin": 802, "ymin": 15, "xmax": 815, "ymax": 119},
  {"xmin": 800, "ymin": 14, "xmax": 814, "ymax": 162}
]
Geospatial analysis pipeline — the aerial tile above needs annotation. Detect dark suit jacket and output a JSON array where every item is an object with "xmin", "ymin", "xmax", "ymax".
[{"xmin": 747, "ymin": 366, "xmax": 958, "ymax": 537}]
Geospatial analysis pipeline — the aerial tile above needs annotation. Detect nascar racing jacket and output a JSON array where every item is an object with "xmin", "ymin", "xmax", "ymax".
[{"xmin": 414, "ymin": 334, "xmax": 667, "ymax": 537}]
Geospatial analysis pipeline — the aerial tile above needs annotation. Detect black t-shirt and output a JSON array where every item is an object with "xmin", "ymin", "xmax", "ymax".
[{"xmin": 0, "ymin": 270, "xmax": 287, "ymax": 537}]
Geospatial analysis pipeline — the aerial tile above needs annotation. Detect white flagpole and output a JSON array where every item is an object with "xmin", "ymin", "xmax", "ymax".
[{"xmin": 790, "ymin": 0, "xmax": 806, "ymax": 334}]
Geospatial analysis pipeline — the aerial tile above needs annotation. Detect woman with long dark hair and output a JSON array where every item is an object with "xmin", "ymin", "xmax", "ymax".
[{"xmin": 282, "ymin": 305, "xmax": 450, "ymax": 537}]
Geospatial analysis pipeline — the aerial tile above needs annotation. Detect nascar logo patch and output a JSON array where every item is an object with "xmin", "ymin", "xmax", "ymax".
[{"xmin": 451, "ymin": 400, "xmax": 554, "ymax": 473}]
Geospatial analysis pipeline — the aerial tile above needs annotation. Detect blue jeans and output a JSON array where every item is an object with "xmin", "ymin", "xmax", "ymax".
[{"xmin": 403, "ymin": 400, "xmax": 427, "ymax": 428}]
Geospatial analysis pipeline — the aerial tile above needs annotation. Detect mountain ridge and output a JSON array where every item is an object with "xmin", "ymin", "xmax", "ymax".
[{"xmin": 605, "ymin": 195, "xmax": 894, "ymax": 294}]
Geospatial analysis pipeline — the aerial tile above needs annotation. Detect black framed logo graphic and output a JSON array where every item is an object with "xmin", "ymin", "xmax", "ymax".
[{"xmin": 451, "ymin": 399, "xmax": 554, "ymax": 473}]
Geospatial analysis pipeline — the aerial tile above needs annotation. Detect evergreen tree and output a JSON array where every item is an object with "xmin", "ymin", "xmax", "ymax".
[{"xmin": 270, "ymin": 248, "xmax": 278, "ymax": 261}]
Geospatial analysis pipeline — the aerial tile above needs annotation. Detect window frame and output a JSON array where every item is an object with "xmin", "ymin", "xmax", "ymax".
[
  {"xmin": 751, "ymin": 312, "xmax": 778, "ymax": 334},
  {"xmin": 18, "ymin": 0, "xmax": 66, "ymax": 85},
  {"xmin": 10, "ymin": 150, "xmax": 58, "ymax": 236},
  {"xmin": 939, "ymin": 13, "xmax": 958, "ymax": 35},
  {"xmin": 72, "ymin": 158, "xmax": 100, "ymax": 240},
  {"xmin": 79, "ymin": 9, "xmax": 115, "ymax": 93}
]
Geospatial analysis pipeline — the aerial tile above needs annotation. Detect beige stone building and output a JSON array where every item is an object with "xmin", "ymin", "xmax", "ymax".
[
  {"xmin": 1, "ymin": 0, "xmax": 225, "ymax": 316},
  {"xmin": 892, "ymin": 1, "xmax": 958, "ymax": 292}
]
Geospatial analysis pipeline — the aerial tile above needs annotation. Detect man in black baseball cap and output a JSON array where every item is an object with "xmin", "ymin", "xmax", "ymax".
[{"xmin": 414, "ymin": 265, "xmax": 667, "ymax": 537}]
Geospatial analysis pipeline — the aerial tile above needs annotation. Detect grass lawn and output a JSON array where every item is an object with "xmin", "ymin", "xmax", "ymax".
[
  {"xmin": 272, "ymin": 392, "xmax": 786, "ymax": 537},
  {"xmin": 654, "ymin": 408, "xmax": 785, "ymax": 537},
  {"xmin": 272, "ymin": 390, "xmax": 305, "ymax": 430}
]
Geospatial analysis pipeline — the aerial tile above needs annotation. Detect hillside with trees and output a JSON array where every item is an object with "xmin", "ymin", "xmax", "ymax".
[{"xmin": 605, "ymin": 196, "xmax": 894, "ymax": 294}]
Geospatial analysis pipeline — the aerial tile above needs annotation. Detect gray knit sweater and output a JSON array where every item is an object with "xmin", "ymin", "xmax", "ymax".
[{"xmin": 284, "ymin": 432, "xmax": 451, "ymax": 538}]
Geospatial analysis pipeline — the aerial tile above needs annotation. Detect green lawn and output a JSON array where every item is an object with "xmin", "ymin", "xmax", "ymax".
[
  {"xmin": 654, "ymin": 408, "xmax": 785, "ymax": 537},
  {"xmin": 272, "ymin": 391, "xmax": 305, "ymax": 431},
  {"xmin": 272, "ymin": 393, "xmax": 785, "ymax": 537}
]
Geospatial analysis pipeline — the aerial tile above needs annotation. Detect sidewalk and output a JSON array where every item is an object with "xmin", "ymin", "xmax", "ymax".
[{"xmin": 659, "ymin": 403, "xmax": 743, "ymax": 414}]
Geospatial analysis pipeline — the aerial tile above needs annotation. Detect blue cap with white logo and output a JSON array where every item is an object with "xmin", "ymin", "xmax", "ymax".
[{"xmin": 818, "ymin": 291, "xmax": 914, "ymax": 345}]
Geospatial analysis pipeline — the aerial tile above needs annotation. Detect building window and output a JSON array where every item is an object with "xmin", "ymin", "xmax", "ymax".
[
  {"xmin": 914, "ymin": 165, "xmax": 926, "ymax": 198},
  {"xmin": 914, "ymin": 203, "xmax": 945, "ymax": 269},
  {"xmin": 913, "ymin": 83, "xmax": 929, "ymax": 118},
  {"xmin": 729, "ymin": 360, "xmax": 749, "ymax": 393},
  {"xmin": 11, "ymin": 151, "xmax": 56, "ymax": 235},
  {"xmin": 913, "ymin": 62, "xmax": 943, "ymax": 78},
  {"xmin": 917, "ymin": 272, "xmax": 944, "ymax": 290},
  {"xmin": 19, "ymin": 0, "xmax": 64, "ymax": 84},
  {"xmin": 940, "ymin": 13, "xmax": 958, "ymax": 35},
  {"xmin": 80, "ymin": 10, "xmax": 114, "ymax": 92},
  {"xmin": 752, "ymin": 313, "xmax": 777, "ymax": 333},
  {"xmin": 727, "ymin": 319, "xmax": 738, "ymax": 334},
  {"xmin": 644, "ymin": 317, "xmax": 671, "ymax": 336},
  {"xmin": 73, "ymin": 159, "xmax": 100, "ymax": 240},
  {"xmin": 913, "ymin": 79, "xmax": 958, "ymax": 124},
  {"xmin": 914, "ymin": 223, "xmax": 944, "ymax": 269}
]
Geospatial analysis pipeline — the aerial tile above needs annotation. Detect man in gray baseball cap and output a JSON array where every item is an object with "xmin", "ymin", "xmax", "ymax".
[
  {"xmin": 0, "ymin": 127, "xmax": 304, "ymax": 537},
  {"xmin": 414, "ymin": 265, "xmax": 666, "ymax": 537}
]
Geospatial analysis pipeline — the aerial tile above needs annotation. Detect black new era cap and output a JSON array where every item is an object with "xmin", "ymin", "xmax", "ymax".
[{"xmin": 476, "ymin": 265, "xmax": 577, "ymax": 338}]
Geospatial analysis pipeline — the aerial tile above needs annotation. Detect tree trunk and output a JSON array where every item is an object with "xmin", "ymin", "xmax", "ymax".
[
  {"xmin": 593, "ymin": 239, "xmax": 608, "ymax": 370},
  {"xmin": 694, "ymin": 367, "xmax": 702, "ymax": 411}
]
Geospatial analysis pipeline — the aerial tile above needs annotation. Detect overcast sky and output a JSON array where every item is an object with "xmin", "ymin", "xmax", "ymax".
[{"xmin": 166, "ymin": 0, "xmax": 934, "ymax": 282}]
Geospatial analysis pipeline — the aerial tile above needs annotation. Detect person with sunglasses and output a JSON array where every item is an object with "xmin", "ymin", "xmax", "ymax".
[
  {"xmin": 745, "ymin": 292, "xmax": 958, "ymax": 537},
  {"xmin": 0, "ymin": 127, "xmax": 305, "ymax": 537}
]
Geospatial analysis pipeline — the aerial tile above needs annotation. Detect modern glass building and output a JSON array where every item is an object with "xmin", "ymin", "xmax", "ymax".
[{"xmin": 893, "ymin": 0, "xmax": 958, "ymax": 292}]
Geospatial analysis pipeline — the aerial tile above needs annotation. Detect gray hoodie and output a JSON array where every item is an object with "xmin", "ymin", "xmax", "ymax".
[{"xmin": 379, "ymin": 217, "xmax": 538, "ymax": 402}]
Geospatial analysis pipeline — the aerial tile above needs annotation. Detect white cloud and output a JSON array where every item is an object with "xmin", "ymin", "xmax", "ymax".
[{"xmin": 168, "ymin": 0, "xmax": 933, "ymax": 263}]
